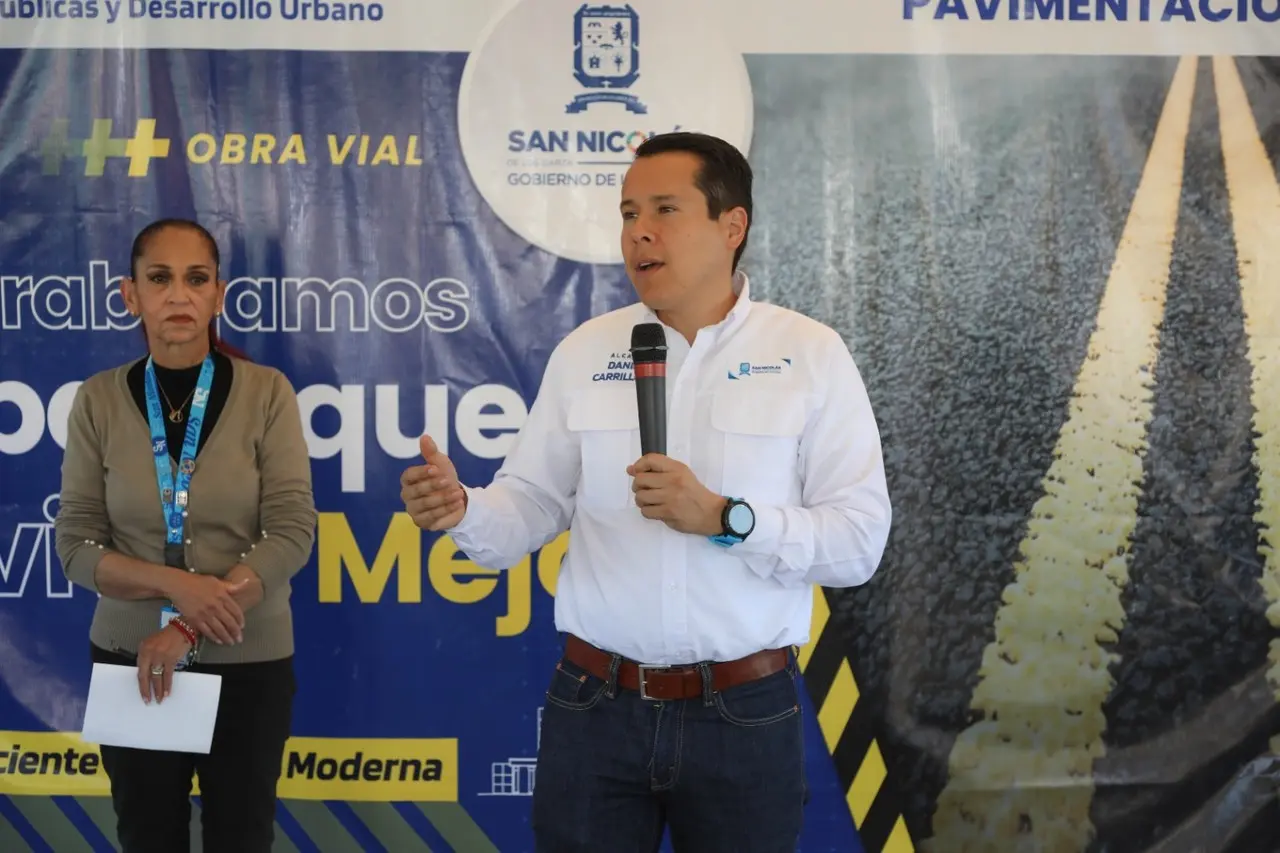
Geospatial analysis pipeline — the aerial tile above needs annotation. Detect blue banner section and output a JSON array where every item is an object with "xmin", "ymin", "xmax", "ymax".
[{"xmin": 0, "ymin": 48, "xmax": 860, "ymax": 852}]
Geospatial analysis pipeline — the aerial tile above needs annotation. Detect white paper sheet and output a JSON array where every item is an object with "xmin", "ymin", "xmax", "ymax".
[{"xmin": 81, "ymin": 663, "xmax": 222, "ymax": 754}]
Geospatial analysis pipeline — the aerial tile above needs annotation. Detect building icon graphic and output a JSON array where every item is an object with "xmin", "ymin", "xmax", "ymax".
[{"xmin": 481, "ymin": 707, "xmax": 542, "ymax": 796}]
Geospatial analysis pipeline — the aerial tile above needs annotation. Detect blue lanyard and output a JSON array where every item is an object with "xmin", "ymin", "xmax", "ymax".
[{"xmin": 144, "ymin": 355, "xmax": 215, "ymax": 547}]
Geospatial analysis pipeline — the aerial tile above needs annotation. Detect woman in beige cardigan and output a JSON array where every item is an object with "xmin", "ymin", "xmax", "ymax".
[{"xmin": 55, "ymin": 218, "xmax": 317, "ymax": 853}]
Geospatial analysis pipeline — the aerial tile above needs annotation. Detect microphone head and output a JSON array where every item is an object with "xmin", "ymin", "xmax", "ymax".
[{"xmin": 631, "ymin": 323, "xmax": 668, "ymax": 364}]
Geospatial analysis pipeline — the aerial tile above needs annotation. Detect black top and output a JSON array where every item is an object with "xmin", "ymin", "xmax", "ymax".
[{"xmin": 127, "ymin": 351, "xmax": 234, "ymax": 461}]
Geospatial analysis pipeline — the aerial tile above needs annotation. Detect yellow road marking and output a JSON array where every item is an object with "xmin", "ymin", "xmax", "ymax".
[
  {"xmin": 927, "ymin": 55, "xmax": 1198, "ymax": 852},
  {"xmin": 1213, "ymin": 55, "xmax": 1280, "ymax": 753}
]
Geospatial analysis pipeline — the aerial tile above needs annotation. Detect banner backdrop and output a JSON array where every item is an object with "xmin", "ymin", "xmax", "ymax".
[{"xmin": 2, "ymin": 2, "xmax": 1280, "ymax": 851}]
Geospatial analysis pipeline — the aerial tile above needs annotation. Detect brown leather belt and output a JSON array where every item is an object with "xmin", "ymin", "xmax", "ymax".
[{"xmin": 563, "ymin": 634, "xmax": 790, "ymax": 701}]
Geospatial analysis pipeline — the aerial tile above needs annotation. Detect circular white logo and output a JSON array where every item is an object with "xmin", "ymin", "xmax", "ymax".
[{"xmin": 458, "ymin": 0, "xmax": 755, "ymax": 266}]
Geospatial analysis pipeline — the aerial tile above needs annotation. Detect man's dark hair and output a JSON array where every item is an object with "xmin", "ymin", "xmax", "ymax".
[{"xmin": 633, "ymin": 132, "xmax": 753, "ymax": 271}]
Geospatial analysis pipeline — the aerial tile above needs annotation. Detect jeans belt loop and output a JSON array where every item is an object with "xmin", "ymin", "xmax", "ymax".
[
  {"xmin": 605, "ymin": 652, "xmax": 622, "ymax": 699},
  {"xmin": 697, "ymin": 661, "xmax": 715, "ymax": 706}
]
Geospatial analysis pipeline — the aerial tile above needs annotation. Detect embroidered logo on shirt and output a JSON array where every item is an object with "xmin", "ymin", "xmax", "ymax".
[{"xmin": 727, "ymin": 358, "xmax": 791, "ymax": 380}]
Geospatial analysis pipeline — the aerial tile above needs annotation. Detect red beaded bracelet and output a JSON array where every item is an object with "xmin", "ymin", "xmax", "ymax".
[{"xmin": 169, "ymin": 618, "xmax": 197, "ymax": 647}]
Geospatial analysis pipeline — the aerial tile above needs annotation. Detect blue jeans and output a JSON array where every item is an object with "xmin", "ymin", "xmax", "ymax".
[{"xmin": 531, "ymin": 645, "xmax": 809, "ymax": 852}]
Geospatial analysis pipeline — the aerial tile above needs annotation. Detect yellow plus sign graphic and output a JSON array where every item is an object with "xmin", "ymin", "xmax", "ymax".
[
  {"xmin": 41, "ymin": 119, "xmax": 74, "ymax": 175},
  {"xmin": 81, "ymin": 119, "xmax": 127, "ymax": 177},
  {"xmin": 125, "ymin": 119, "xmax": 171, "ymax": 177}
]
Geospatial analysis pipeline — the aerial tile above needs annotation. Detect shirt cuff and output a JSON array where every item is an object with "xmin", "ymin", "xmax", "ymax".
[
  {"xmin": 738, "ymin": 503, "xmax": 784, "ymax": 554},
  {"xmin": 448, "ymin": 486, "xmax": 486, "ymax": 546},
  {"xmin": 238, "ymin": 536, "xmax": 285, "ymax": 599},
  {"xmin": 65, "ymin": 540, "xmax": 108, "ymax": 595}
]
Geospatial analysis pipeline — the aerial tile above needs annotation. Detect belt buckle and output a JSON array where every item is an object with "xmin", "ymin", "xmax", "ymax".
[{"xmin": 637, "ymin": 665, "xmax": 664, "ymax": 701}]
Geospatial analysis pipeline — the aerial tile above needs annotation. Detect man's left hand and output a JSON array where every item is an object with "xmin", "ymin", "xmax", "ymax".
[{"xmin": 628, "ymin": 454, "xmax": 725, "ymax": 536}]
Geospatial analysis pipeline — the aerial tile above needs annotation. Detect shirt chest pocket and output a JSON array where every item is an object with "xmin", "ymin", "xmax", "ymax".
[
  {"xmin": 711, "ymin": 388, "xmax": 809, "ymax": 503},
  {"xmin": 567, "ymin": 388, "xmax": 641, "ymax": 511}
]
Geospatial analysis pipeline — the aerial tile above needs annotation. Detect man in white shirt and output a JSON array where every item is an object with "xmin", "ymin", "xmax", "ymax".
[{"xmin": 400, "ymin": 132, "xmax": 891, "ymax": 852}]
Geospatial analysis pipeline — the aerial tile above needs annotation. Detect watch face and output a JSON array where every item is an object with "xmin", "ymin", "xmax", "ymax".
[{"xmin": 727, "ymin": 503, "xmax": 753, "ymax": 535}]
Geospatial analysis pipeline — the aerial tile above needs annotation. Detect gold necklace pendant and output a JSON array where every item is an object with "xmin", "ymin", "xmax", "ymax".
[{"xmin": 156, "ymin": 381, "xmax": 196, "ymax": 425}]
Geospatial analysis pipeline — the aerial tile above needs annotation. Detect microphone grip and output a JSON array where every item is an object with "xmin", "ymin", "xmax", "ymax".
[{"xmin": 635, "ymin": 375, "xmax": 666, "ymax": 456}]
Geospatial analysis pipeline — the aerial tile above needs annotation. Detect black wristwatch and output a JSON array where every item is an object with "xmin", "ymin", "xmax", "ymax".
[{"xmin": 710, "ymin": 498, "xmax": 754, "ymax": 547}]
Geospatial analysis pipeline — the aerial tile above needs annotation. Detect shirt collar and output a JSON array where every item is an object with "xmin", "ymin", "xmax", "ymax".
[
  {"xmin": 724, "ymin": 269, "xmax": 753, "ymax": 329},
  {"xmin": 637, "ymin": 269, "xmax": 755, "ymax": 338}
]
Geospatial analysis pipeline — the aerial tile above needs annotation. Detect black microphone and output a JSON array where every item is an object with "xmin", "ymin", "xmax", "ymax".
[{"xmin": 630, "ymin": 323, "xmax": 667, "ymax": 456}]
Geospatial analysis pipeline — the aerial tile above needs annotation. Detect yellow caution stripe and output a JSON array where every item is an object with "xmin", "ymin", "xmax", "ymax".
[
  {"xmin": 1213, "ymin": 55, "xmax": 1280, "ymax": 749},
  {"xmin": 927, "ymin": 55, "xmax": 1198, "ymax": 852},
  {"xmin": 799, "ymin": 586, "xmax": 915, "ymax": 852}
]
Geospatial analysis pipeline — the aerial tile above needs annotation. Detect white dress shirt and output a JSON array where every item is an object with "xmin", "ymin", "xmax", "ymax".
[{"xmin": 449, "ymin": 272, "xmax": 892, "ymax": 665}]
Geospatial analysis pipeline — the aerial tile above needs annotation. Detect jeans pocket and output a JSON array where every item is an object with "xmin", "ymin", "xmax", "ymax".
[
  {"xmin": 712, "ymin": 669, "xmax": 801, "ymax": 727},
  {"xmin": 544, "ymin": 656, "xmax": 608, "ymax": 711}
]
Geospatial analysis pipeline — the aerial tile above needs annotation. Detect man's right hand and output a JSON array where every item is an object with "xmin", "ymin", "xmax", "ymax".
[{"xmin": 401, "ymin": 434, "xmax": 467, "ymax": 531}]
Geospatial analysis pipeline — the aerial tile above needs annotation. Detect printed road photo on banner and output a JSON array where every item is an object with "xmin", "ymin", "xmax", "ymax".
[{"xmin": 2, "ymin": 1, "xmax": 1280, "ymax": 851}]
